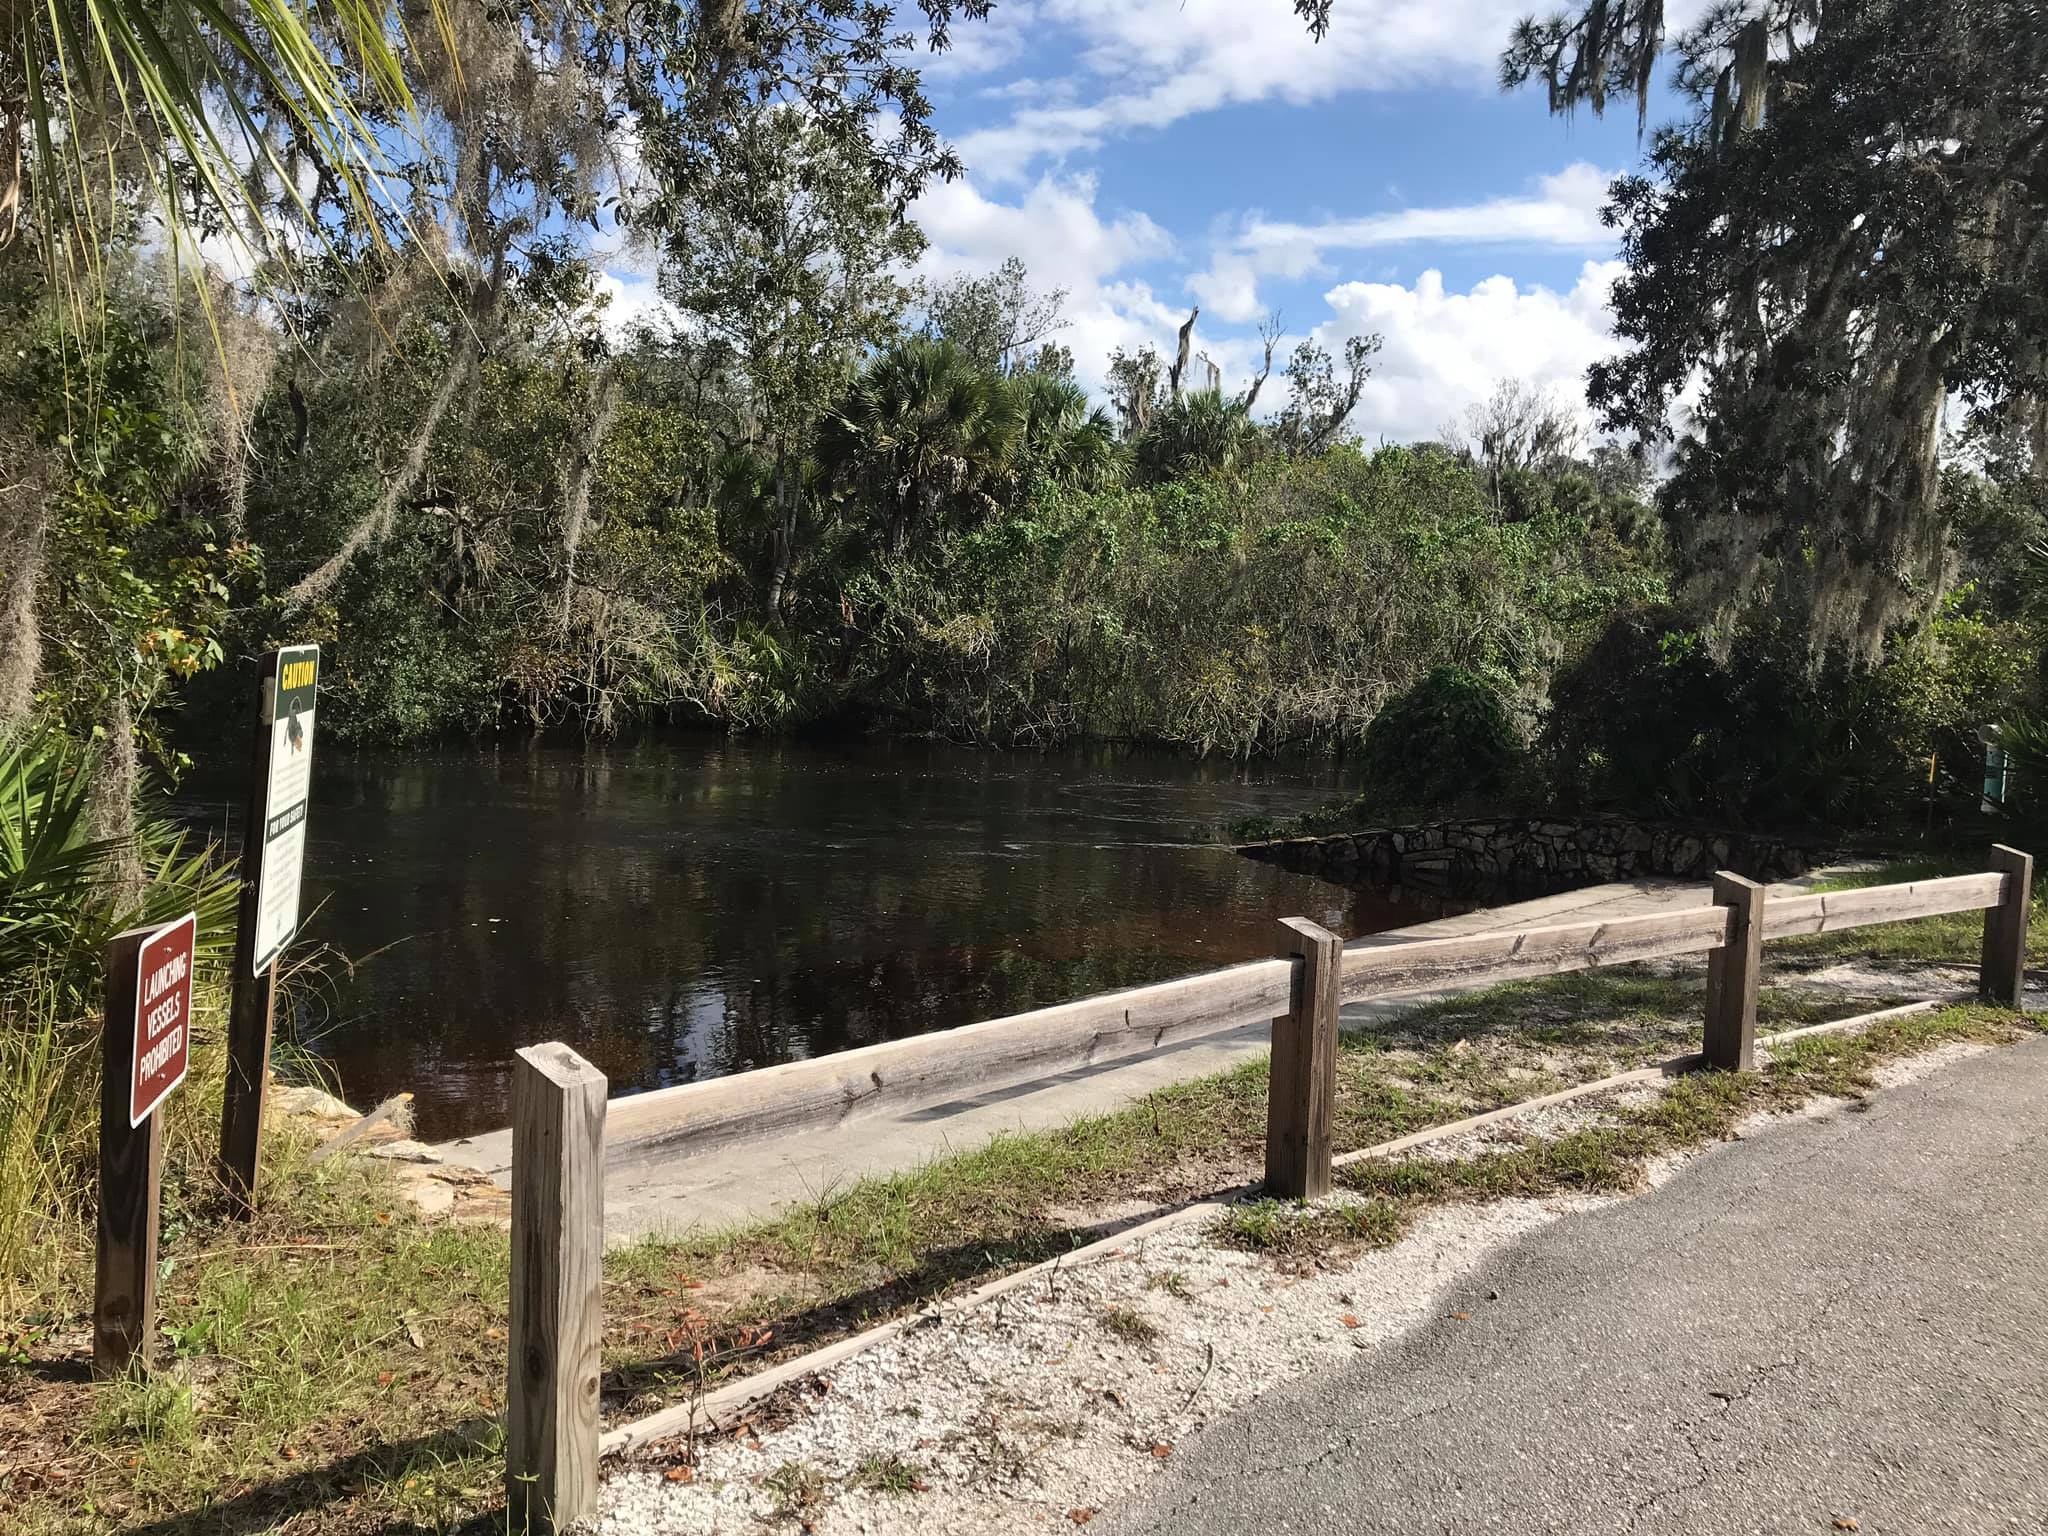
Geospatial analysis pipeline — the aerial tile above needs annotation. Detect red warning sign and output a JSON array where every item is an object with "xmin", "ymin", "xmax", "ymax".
[{"xmin": 131, "ymin": 913, "xmax": 196, "ymax": 1127}]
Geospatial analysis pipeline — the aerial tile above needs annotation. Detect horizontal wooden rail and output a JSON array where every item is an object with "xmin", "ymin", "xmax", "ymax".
[
  {"xmin": 604, "ymin": 957, "xmax": 1295, "ymax": 1161},
  {"xmin": 1339, "ymin": 902, "xmax": 1736, "ymax": 1001},
  {"xmin": 1758, "ymin": 871, "xmax": 2007, "ymax": 941},
  {"xmin": 520, "ymin": 858, "xmax": 2023, "ymax": 1171}
]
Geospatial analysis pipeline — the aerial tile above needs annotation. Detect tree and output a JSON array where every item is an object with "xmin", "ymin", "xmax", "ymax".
[
  {"xmin": 918, "ymin": 257, "xmax": 1069, "ymax": 375},
  {"xmin": 1013, "ymin": 374, "xmax": 1121, "ymax": 495},
  {"xmin": 1357, "ymin": 666, "xmax": 1523, "ymax": 810},
  {"xmin": 1273, "ymin": 335, "xmax": 1380, "ymax": 455},
  {"xmin": 661, "ymin": 107, "xmax": 922, "ymax": 621},
  {"xmin": 263, "ymin": 0, "xmax": 990, "ymax": 609},
  {"xmin": 3, "ymin": 0, "xmax": 411, "ymax": 288},
  {"xmin": 1132, "ymin": 390, "xmax": 1262, "ymax": 486},
  {"xmin": 1106, "ymin": 346, "xmax": 1166, "ymax": 440},
  {"xmin": 1504, "ymin": 0, "xmax": 2048, "ymax": 656},
  {"xmin": 820, "ymin": 338, "xmax": 1024, "ymax": 556},
  {"xmin": 3, "ymin": 302, "xmax": 256, "ymax": 864},
  {"xmin": 1450, "ymin": 380, "xmax": 1586, "ymax": 516},
  {"xmin": 0, "ymin": 0, "xmax": 413, "ymax": 805}
]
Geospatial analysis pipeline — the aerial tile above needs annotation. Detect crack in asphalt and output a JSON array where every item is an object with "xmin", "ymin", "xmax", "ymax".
[{"xmin": 1624, "ymin": 1350, "xmax": 1808, "ymax": 1532}]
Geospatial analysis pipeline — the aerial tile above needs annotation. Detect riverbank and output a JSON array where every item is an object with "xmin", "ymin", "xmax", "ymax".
[
  {"xmin": 206, "ymin": 737, "xmax": 1414, "ymax": 1141},
  {"xmin": 435, "ymin": 878, "xmax": 1774, "ymax": 1237},
  {"xmin": 5, "ymin": 863, "xmax": 2030, "ymax": 1534}
]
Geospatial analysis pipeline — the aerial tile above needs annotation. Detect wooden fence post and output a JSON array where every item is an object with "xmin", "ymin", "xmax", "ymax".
[
  {"xmin": 217, "ymin": 963, "xmax": 275, "ymax": 1219},
  {"xmin": 220, "ymin": 655, "xmax": 280, "ymax": 1220},
  {"xmin": 1703, "ymin": 871, "xmax": 1764, "ymax": 1071},
  {"xmin": 1266, "ymin": 917, "xmax": 1342, "ymax": 1199},
  {"xmin": 1980, "ymin": 844, "xmax": 2034, "ymax": 1007},
  {"xmin": 95, "ymin": 927, "xmax": 162, "ymax": 1379},
  {"xmin": 508, "ymin": 1043, "xmax": 607, "ymax": 1534}
]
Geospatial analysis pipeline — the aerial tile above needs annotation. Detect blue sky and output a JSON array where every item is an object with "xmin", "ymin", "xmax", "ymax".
[
  {"xmin": 889, "ymin": 0, "xmax": 1696, "ymax": 441},
  {"xmin": 585, "ymin": 0, "xmax": 1699, "ymax": 441}
]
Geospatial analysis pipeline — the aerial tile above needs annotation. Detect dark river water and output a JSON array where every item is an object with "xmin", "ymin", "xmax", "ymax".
[{"xmin": 181, "ymin": 736, "xmax": 1456, "ymax": 1140}]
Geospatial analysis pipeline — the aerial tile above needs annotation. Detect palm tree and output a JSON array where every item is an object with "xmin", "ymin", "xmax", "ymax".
[
  {"xmin": 1132, "ymin": 388, "xmax": 1263, "ymax": 486},
  {"xmin": 1014, "ymin": 372, "xmax": 1122, "ymax": 495},
  {"xmin": 4, "ymin": 0, "xmax": 418, "ymax": 292},
  {"xmin": 821, "ymin": 337, "xmax": 1025, "ymax": 555}
]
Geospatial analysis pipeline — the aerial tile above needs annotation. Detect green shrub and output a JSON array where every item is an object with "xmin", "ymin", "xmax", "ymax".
[
  {"xmin": 1354, "ymin": 666, "xmax": 1523, "ymax": 811},
  {"xmin": 0, "ymin": 735, "xmax": 240, "ymax": 1306},
  {"xmin": 1537, "ymin": 600, "xmax": 2038, "ymax": 829}
]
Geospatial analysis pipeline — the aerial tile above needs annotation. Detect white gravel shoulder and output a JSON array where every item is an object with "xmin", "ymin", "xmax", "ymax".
[{"xmin": 598, "ymin": 1190, "xmax": 1614, "ymax": 1536}]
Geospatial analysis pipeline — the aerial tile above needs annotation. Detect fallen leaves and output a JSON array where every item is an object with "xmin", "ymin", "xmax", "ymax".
[
  {"xmin": 1339, "ymin": 1314, "xmax": 1361, "ymax": 1329},
  {"xmin": 1449, "ymin": 1311, "xmax": 1470, "ymax": 1322},
  {"xmin": 1149, "ymin": 1443, "xmax": 1173, "ymax": 1459},
  {"xmin": 1067, "ymin": 1509, "xmax": 1097, "ymax": 1525},
  {"xmin": 663, "ymin": 1465, "xmax": 695, "ymax": 1484}
]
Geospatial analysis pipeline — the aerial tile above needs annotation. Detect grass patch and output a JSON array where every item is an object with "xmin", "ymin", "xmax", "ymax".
[
  {"xmin": 1314, "ymin": 1002, "xmax": 2037, "ymax": 1254},
  {"xmin": 1098, "ymin": 1305, "xmax": 1159, "ymax": 1345},
  {"xmin": 847, "ymin": 1452, "xmax": 926, "ymax": 1495},
  {"xmin": 3, "ymin": 964, "xmax": 2014, "ymax": 1535},
  {"xmin": 762, "ymin": 1458, "xmax": 828, "ymax": 1516},
  {"xmin": 1213, "ymin": 1196, "xmax": 1405, "ymax": 1258},
  {"xmin": 1771, "ymin": 858, "xmax": 2048, "ymax": 970},
  {"xmin": 1144, "ymin": 1269, "xmax": 1193, "ymax": 1299}
]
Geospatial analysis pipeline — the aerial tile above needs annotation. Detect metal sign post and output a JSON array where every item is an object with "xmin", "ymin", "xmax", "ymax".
[
  {"xmin": 95, "ymin": 913, "xmax": 197, "ymax": 1378},
  {"xmin": 219, "ymin": 644, "xmax": 319, "ymax": 1218}
]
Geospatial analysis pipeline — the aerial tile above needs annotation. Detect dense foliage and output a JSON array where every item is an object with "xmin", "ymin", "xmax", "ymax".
[
  {"xmin": 1506, "ymin": 0, "xmax": 2048, "ymax": 658},
  {"xmin": 3, "ymin": 0, "xmax": 2046, "ymax": 850}
]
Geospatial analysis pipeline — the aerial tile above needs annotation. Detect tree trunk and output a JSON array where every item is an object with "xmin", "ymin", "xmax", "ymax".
[
  {"xmin": 1168, "ymin": 306, "xmax": 1199, "ymax": 400},
  {"xmin": 764, "ymin": 449, "xmax": 798, "ymax": 622},
  {"xmin": 0, "ymin": 457, "xmax": 47, "ymax": 732},
  {"xmin": 87, "ymin": 690, "xmax": 145, "ymax": 911},
  {"xmin": 885, "ymin": 482, "xmax": 917, "ymax": 558},
  {"xmin": 558, "ymin": 365, "xmax": 620, "ymax": 635}
]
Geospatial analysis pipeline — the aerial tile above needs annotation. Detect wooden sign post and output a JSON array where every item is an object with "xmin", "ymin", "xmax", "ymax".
[
  {"xmin": 96, "ymin": 913, "xmax": 197, "ymax": 1378},
  {"xmin": 220, "ymin": 644, "xmax": 319, "ymax": 1218}
]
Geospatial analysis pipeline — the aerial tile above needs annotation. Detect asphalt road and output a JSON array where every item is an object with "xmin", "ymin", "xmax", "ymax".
[{"xmin": 1104, "ymin": 1036, "xmax": 2048, "ymax": 1536}]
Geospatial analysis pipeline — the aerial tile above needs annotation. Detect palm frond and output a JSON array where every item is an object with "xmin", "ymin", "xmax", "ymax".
[
  {"xmin": 6, "ymin": 0, "xmax": 420, "ymax": 304},
  {"xmin": 0, "ymin": 731, "xmax": 238, "ymax": 997}
]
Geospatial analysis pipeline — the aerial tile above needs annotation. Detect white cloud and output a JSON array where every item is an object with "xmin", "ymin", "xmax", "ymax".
[
  {"xmin": 955, "ymin": 0, "xmax": 1530, "ymax": 182},
  {"xmin": 1188, "ymin": 255, "xmax": 1267, "ymax": 326},
  {"xmin": 1318, "ymin": 260, "xmax": 1625, "ymax": 442},
  {"xmin": 1242, "ymin": 163, "xmax": 1613, "ymax": 255},
  {"xmin": 594, "ymin": 270, "xmax": 679, "ymax": 339},
  {"xmin": 912, "ymin": 172, "xmax": 1173, "ymax": 294},
  {"xmin": 909, "ymin": 0, "xmax": 1042, "ymax": 82},
  {"xmin": 910, "ymin": 172, "xmax": 1191, "ymax": 394},
  {"xmin": 908, "ymin": 175, "xmax": 1626, "ymax": 442},
  {"xmin": 1191, "ymin": 163, "xmax": 1616, "ymax": 322}
]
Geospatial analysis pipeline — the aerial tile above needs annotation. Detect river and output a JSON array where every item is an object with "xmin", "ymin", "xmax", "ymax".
[{"xmin": 181, "ymin": 737, "xmax": 1456, "ymax": 1140}]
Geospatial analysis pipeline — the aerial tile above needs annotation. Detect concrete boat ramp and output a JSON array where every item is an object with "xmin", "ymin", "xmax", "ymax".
[{"xmin": 433, "ymin": 877, "xmax": 1763, "ymax": 1241}]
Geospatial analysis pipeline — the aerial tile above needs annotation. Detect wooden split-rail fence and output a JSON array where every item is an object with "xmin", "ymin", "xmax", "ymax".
[{"xmin": 502, "ymin": 846, "xmax": 2034, "ymax": 1531}]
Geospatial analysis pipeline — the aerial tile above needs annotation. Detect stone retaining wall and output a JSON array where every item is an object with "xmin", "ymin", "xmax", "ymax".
[{"xmin": 1239, "ymin": 814, "xmax": 1827, "ymax": 897}]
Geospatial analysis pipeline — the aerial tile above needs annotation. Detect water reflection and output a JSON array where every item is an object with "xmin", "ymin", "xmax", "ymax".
[{"xmin": 181, "ymin": 736, "xmax": 1457, "ymax": 1138}]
